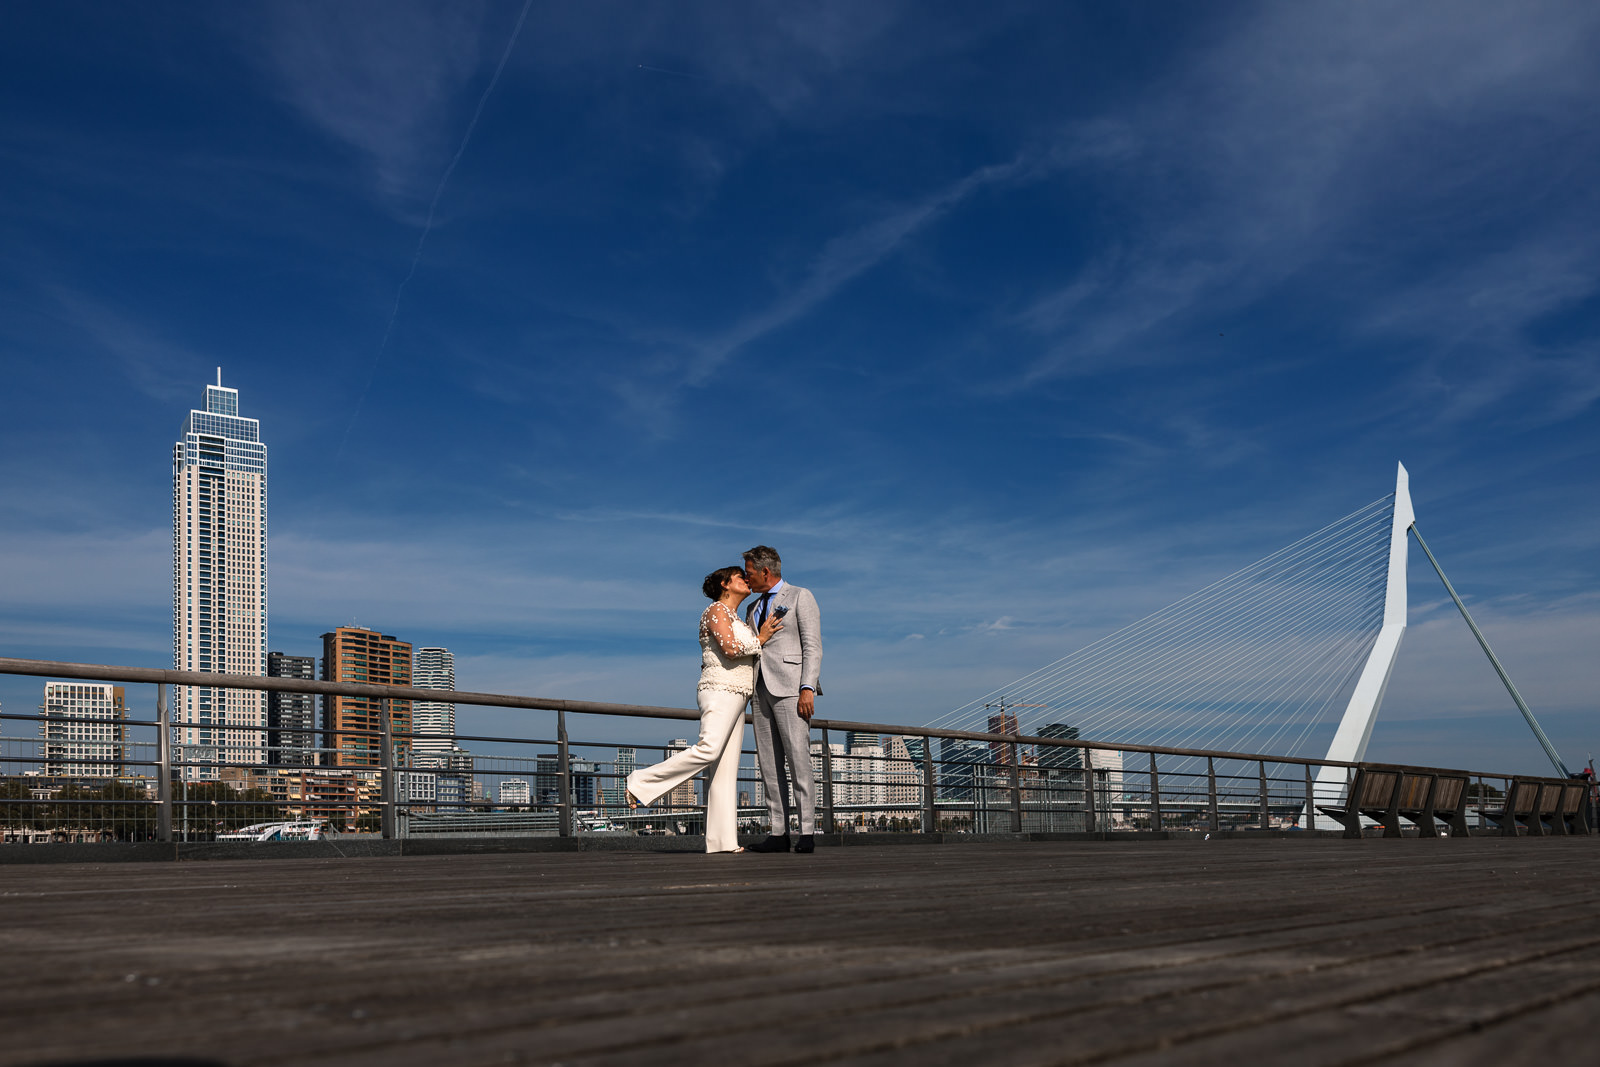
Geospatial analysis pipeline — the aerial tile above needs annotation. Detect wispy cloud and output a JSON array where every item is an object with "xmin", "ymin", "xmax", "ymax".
[
  {"xmin": 676, "ymin": 152, "xmax": 1043, "ymax": 388},
  {"xmin": 1005, "ymin": 3, "xmax": 1600, "ymax": 396},
  {"xmin": 1359, "ymin": 235, "xmax": 1600, "ymax": 429},
  {"xmin": 45, "ymin": 289, "xmax": 209, "ymax": 405},
  {"xmin": 244, "ymin": 1, "xmax": 496, "ymax": 211},
  {"xmin": 338, "ymin": 0, "xmax": 534, "ymax": 459}
]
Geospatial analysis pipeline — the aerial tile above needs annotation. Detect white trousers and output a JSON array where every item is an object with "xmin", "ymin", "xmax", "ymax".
[{"xmin": 627, "ymin": 687, "xmax": 748, "ymax": 853}]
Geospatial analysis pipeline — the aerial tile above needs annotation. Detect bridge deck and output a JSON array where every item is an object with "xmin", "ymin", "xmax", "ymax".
[{"xmin": 1, "ymin": 838, "xmax": 1596, "ymax": 1066}]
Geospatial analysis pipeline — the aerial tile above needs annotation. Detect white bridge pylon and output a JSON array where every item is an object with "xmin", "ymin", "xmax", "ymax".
[{"xmin": 1310, "ymin": 462, "xmax": 1413, "ymax": 827}]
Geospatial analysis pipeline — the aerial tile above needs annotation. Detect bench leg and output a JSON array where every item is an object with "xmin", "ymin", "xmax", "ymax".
[
  {"xmin": 1499, "ymin": 780, "xmax": 1520, "ymax": 837},
  {"xmin": 1415, "ymin": 776, "xmax": 1439, "ymax": 839},
  {"xmin": 1340, "ymin": 769, "xmax": 1365, "ymax": 839},
  {"xmin": 1381, "ymin": 793, "xmax": 1404, "ymax": 839}
]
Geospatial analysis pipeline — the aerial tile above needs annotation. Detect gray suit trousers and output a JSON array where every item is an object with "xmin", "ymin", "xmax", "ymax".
[{"xmin": 751, "ymin": 676, "xmax": 816, "ymax": 835}]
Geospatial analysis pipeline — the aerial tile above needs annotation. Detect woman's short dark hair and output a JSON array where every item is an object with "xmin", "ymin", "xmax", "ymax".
[{"xmin": 702, "ymin": 565, "xmax": 743, "ymax": 600}]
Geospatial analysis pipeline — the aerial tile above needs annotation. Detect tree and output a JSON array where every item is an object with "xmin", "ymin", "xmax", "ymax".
[
  {"xmin": 99, "ymin": 780, "xmax": 155, "ymax": 840},
  {"xmin": 176, "ymin": 783, "xmax": 280, "ymax": 835},
  {"xmin": 0, "ymin": 777, "xmax": 45, "ymax": 832}
]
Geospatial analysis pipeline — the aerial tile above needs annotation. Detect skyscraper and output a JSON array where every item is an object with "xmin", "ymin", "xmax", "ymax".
[
  {"xmin": 600, "ymin": 747, "xmax": 636, "ymax": 808},
  {"xmin": 172, "ymin": 372, "xmax": 268, "ymax": 779},
  {"xmin": 1036, "ymin": 723, "xmax": 1084, "ymax": 776},
  {"xmin": 266, "ymin": 652, "xmax": 316, "ymax": 766},
  {"xmin": 987, "ymin": 709, "xmax": 1020, "ymax": 767},
  {"xmin": 661, "ymin": 740, "xmax": 697, "ymax": 807},
  {"xmin": 411, "ymin": 647, "xmax": 457, "ymax": 766},
  {"xmin": 938, "ymin": 738, "xmax": 988, "ymax": 801},
  {"xmin": 321, "ymin": 627, "xmax": 412, "ymax": 769}
]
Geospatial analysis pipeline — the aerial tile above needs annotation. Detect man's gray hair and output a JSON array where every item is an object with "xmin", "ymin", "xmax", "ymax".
[{"xmin": 742, "ymin": 545, "xmax": 782, "ymax": 578}]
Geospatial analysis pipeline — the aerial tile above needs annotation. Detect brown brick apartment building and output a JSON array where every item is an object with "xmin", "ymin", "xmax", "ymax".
[{"xmin": 321, "ymin": 627, "xmax": 412, "ymax": 769}]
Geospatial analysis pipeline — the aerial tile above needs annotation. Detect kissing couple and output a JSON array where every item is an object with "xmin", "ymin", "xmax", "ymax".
[{"xmin": 626, "ymin": 545, "xmax": 822, "ymax": 854}]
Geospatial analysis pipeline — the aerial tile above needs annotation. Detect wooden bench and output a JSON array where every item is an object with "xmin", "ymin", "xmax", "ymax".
[
  {"xmin": 1318, "ymin": 766, "xmax": 1470, "ymax": 839},
  {"xmin": 1484, "ymin": 778, "xmax": 1592, "ymax": 836},
  {"xmin": 1558, "ymin": 782, "xmax": 1593, "ymax": 835},
  {"xmin": 1402, "ymin": 772, "xmax": 1470, "ymax": 838}
]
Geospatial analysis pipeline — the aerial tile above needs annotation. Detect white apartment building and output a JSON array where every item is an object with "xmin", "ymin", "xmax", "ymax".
[
  {"xmin": 399, "ymin": 770, "xmax": 437, "ymax": 803},
  {"xmin": 834, "ymin": 737, "xmax": 887, "ymax": 807},
  {"xmin": 810, "ymin": 735, "xmax": 924, "ymax": 810},
  {"xmin": 412, "ymin": 647, "xmax": 461, "ymax": 766},
  {"xmin": 1088, "ymin": 748, "xmax": 1124, "ymax": 793},
  {"xmin": 1087, "ymin": 749, "xmax": 1127, "ymax": 825},
  {"xmin": 40, "ymin": 682, "xmax": 129, "ymax": 777},
  {"xmin": 661, "ymin": 740, "xmax": 696, "ymax": 807},
  {"xmin": 498, "ymin": 779, "xmax": 531, "ymax": 806},
  {"xmin": 172, "ymin": 373, "xmax": 268, "ymax": 779},
  {"xmin": 880, "ymin": 736, "xmax": 923, "ymax": 807},
  {"xmin": 600, "ymin": 747, "xmax": 636, "ymax": 808}
]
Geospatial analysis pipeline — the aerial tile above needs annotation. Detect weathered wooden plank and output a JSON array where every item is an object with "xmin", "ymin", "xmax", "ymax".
[
  {"xmin": 1396, "ymin": 988, "xmax": 1600, "ymax": 1064},
  {"xmin": 508, "ymin": 921, "xmax": 1599, "ymax": 1067},
  {"xmin": 0, "ymin": 840, "xmax": 1594, "ymax": 1067}
]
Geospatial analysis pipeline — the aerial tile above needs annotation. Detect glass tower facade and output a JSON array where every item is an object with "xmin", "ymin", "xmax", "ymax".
[
  {"xmin": 266, "ymin": 652, "xmax": 317, "ymax": 766},
  {"xmin": 172, "ymin": 375, "xmax": 268, "ymax": 779}
]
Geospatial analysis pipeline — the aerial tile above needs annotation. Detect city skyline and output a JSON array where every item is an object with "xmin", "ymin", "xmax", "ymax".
[{"xmin": 1, "ymin": 5, "xmax": 1596, "ymax": 774}]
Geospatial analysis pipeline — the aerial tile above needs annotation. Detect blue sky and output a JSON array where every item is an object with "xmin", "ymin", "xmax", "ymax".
[{"xmin": 1, "ymin": 2, "xmax": 1596, "ymax": 774}]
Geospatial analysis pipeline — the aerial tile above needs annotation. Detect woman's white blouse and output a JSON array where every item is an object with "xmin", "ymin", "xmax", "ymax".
[{"xmin": 699, "ymin": 602, "xmax": 761, "ymax": 695}]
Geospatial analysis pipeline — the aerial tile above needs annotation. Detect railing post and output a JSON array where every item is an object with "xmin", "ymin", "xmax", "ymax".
[
  {"xmin": 557, "ymin": 709, "xmax": 572, "ymax": 838},
  {"xmin": 921, "ymin": 738, "xmax": 937, "ymax": 834},
  {"xmin": 156, "ymin": 683, "xmax": 172, "ymax": 843},
  {"xmin": 1008, "ymin": 744, "xmax": 1023, "ymax": 835},
  {"xmin": 379, "ymin": 699, "xmax": 396, "ymax": 840},
  {"xmin": 819, "ymin": 728, "xmax": 835, "ymax": 834},
  {"xmin": 1304, "ymin": 763, "xmax": 1315, "ymax": 831},
  {"xmin": 978, "ymin": 767, "xmax": 988, "ymax": 833},
  {"xmin": 1476, "ymin": 775, "xmax": 1486, "ymax": 832},
  {"xmin": 1148, "ymin": 752, "xmax": 1161, "ymax": 833},
  {"xmin": 1083, "ymin": 762, "xmax": 1097, "ymax": 834},
  {"xmin": 1207, "ymin": 757, "xmax": 1219, "ymax": 831},
  {"xmin": 1258, "ymin": 761, "xmax": 1270, "ymax": 831}
]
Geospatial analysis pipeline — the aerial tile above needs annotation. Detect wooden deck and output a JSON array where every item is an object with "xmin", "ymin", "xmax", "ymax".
[{"xmin": 1, "ymin": 837, "xmax": 1597, "ymax": 1066}]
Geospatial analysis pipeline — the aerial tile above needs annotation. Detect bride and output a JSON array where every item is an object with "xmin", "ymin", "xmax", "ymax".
[{"xmin": 626, "ymin": 565, "xmax": 783, "ymax": 853}]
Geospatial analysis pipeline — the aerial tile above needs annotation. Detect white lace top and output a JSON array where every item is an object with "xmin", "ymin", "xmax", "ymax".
[{"xmin": 699, "ymin": 602, "xmax": 761, "ymax": 695}]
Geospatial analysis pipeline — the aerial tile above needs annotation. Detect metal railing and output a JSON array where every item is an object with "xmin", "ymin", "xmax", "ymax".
[{"xmin": 1, "ymin": 656, "xmax": 1593, "ymax": 844}]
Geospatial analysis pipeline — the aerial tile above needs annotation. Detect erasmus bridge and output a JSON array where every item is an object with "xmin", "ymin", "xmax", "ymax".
[
  {"xmin": 0, "ymin": 464, "xmax": 1594, "ymax": 1066},
  {"xmin": 921, "ymin": 462, "xmax": 1579, "ymax": 829}
]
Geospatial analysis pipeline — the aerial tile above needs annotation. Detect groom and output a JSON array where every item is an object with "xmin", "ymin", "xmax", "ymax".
[{"xmin": 742, "ymin": 545, "xmax": 822, "ymax": 854}]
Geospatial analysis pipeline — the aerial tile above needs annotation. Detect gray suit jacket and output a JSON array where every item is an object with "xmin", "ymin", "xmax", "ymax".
[{"xmin": 745, "ymin": 581, "xmax": 822, "ymax": 698}]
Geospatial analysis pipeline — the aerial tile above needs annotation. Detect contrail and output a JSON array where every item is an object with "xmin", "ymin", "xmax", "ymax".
[
  {"xmin": 338, "ymin": 0, "xmax": 534, "ymax": 459},
  {"xmin": 636, "ymin": 63, "xmax": 706, "ymax": 81}
]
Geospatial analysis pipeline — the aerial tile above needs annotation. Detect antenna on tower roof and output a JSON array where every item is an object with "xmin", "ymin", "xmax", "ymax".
[{"xmin": 217, "ymin": 368, "xmax": 222, "ymax": 387}]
